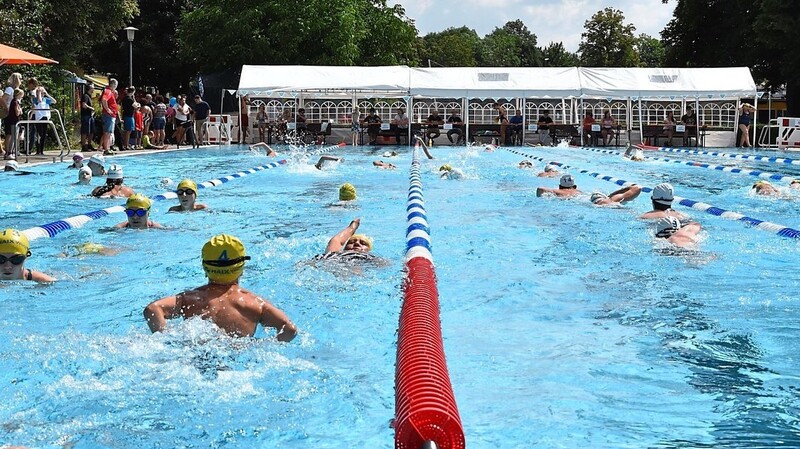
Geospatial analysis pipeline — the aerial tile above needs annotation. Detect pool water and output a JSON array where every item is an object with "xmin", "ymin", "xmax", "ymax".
[{"xmin": 0, "ymin": 143, "xmax": 799, "ymax": 448}]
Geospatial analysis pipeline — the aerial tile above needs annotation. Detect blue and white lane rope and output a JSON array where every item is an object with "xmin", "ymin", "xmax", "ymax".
[
  {"xmin": 645, "ymin": 145, "xmax": 800, "ymax": 166},
  {"xmin": 572, "ymin": 146, "xmax": 799, "ymax": 183},
  {"xmin": 406, "ymin": 145, "xmax": 432, "ymax": 262},
  {"xmin": 22, "ymin": 160, "xmax": 288, "ymax": 241},
  {"xmin": 505, "ymin": 147, "xmax": 800, "ymax": 240},
  {"xmin": 306, "ymin": 142, "xmax": 347, "ymax": 157}
]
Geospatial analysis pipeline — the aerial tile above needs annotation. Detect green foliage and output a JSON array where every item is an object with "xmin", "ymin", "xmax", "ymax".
[
  {"xmin": 635, "ymin": 34, "xmax": 665, "ymax": 68},
  {"xmin": 579, "ymin": 7, "xmax": 639, "ymax": 67},
  {"xmin": 542, "ymin": 42, "xmax": 580, "ymax": 67},
  {"xmin": 755, "ymin": 0, "xmax": 800, "ymax": 114},
  {"xmin": 478, "ymin": 28, "xmax": 523, "ymax": 67},
  {"xmin": 418, "ymin": 27, "xmax": 481, "ymax": 67},
  {"xmin": 500, "ymin": 20, "xmax": 541, "ymax": 67}
]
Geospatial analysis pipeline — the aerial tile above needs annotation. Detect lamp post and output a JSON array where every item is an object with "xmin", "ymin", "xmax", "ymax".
[{"xmin": 124, "ymin": 27, "xmax": 138, "ymax": 87}]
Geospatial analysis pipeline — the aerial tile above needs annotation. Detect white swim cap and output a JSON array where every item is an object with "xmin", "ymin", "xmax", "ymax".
[
  {"xmin": 544, "ymin": 164, "xmax": 557, "ymax": 172},
  {"xmin": 590, "ymin": 192, "xmax": 608, "ymax": 204},
  {"xmin": 78, "ymin": 166, "xmax": 92, "ymax": 183},
  {"xmin": 651, "ymin": 183, "xmax": 674, "ymax": 205},
  {"xmin": 655, "ymin": 216, "xmax": 682, "ymax": 238},
  {"xmin": 72, "ymin": 152, "xmax": 84, "ymax": 162},
  {"xmin": 89, "ymin": 155, "xmax": 105, "ymax": 166},
  {"xmin": 107, "ymin": 164, "xmax": 123, "ymax": 180},
  {"xmin": 5, "ymin": 160, "xmax": 19, "ymax": 171},
  {"xmin": 559, "ymin": 174, "xmax": 575, "ymax": 189}
]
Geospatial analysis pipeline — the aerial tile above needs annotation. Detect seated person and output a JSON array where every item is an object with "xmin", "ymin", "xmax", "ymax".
[
  {"xmin": 654, "ymin": 216, "xmax": 702, "ymax": 248},
  {"xmin": 680, "ymin": 107, "xmax": 697, "ymax": 143},
  {"xmin": 445, "ymin": 110, "xmax": 464, "ymax": 145},
  {"xmin": 169, "ymin": 179, "xmax": 208, "ymax": 212},
  {"xmin": 508, "ymin": 110, "xmax": 524, "ymax": 145},
  {"xmin": 663, "ymin": 110, "xmax": 677, "ymax": 146},
  {"xmin": 582, "ymin": 111, "xmax": 596, "ymax": 146},
  {"xmin": 536, "ymin": 174, "xmax": 580, "ymax": 198},
  {"xmin": 363, "ymin": 108, "xmax": 382, "ymax": 145},
  {"xmin": 144, "ymin": 234, "xmax": 297, "ymax": 340},
  {"xmin": 249, "ymin": 142, "xmax": 277, "ymax": 156},
  {"xmin": 752, "ymin": 180, "xmax": 780, "ymax": 196},
  {"xmin": 373, "ymin": 160, "xmax": 396, "ymax": 169},
  {"xmin": 392, "ymin": 107, "xmax": 409, "ymax": 145},
  {"xmin": 536, "ymin": 164, "xmax": 560, "ymax": 178},
  {"xmin": 639, "ymin": 183, "xmax": 689, "ymax": 221},
  {"xmin": 116, "ymin": 194, "xmax": 164, "ymax": 229},
  {"xmin": 295, "ymin": 108, "xmax": 307, "ymax": 129},
  {"xmin": 313, "ymin": 218, "xmax": 379, "ymax": 263},
  {"xmin": 537, "ymin": 110, "xmax": 554, "ymax": 146},
  {"xmin": 438, "ymin": 164, "xmax": 464, "ymax": 180},
  {"xmin": 601, "ymin": 110, "xmax": 616, "ymax": 145},
  {"xmin": 142, "ymin": 130, "xmax": 167, "ymax": 150},
  {"xmin": 426, "ymin": 110, "xmax": 444, "ymax": 141},
  {"xmin": 0, "ymin": 228, "xmax": 55, "ymax": 282},
  {"xmin": 91, "ymin": 165, "xmax": 135, "ymax": 198},
  {"xmin": 590, "ymin": 184, "xmax": 642, "ymax": 206}
]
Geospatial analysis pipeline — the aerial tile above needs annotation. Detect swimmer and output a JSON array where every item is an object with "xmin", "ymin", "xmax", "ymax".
[
  {"xmin": 752, "ymin": 180, "xmax": 780, "ymax": 196},
  {"xmin": 168, "ymin": 178, "xmax": 208, "ymax": 212},
  {"xmin": 382, "ymin": 151, "xmax": 398, "ymax": 158},
  {"xmin": 77, "ymin": 166, "xmax": 92, "ymax": 185},
  {"xmin": 414, "ymin": 135, "xmax": 434, "ymax": 159},
  {"xmin": 790, "ymin": 179, "xmax": 800, "ymax": 190},
  {"xmin": 144, "ymin": 234, "xmax": 297, "ymax": 340},
  {"xmin": 536, "ymin": 164, "xmax": 560, "ymax": 178},
  {"xmin": 439, "ymin": 164, "xmax": 464, "ymax": 180},
  {"xmin": 249, "ymin": 142, "xmax": 277, "ymax": 156},
  {"xmin": 373, "ymin": 160, "xmax": 396, "ymax": 169},
  {"xmin": 537, "ymin": 174, "xmax": 581, "ymax": 198},
  {"xmin": 116, "ymin": 194, "xmax": 164, "ymax": 229},
  {"xmin": 87, "ymin": 154, "xmax": 106, "ymax": 176},
  {"xmin": 590, "ymin": 184, "xmax": 642, "ymax": 206},
  {"xmin": 339, "ymin": 183, "xmax": 357, "ymax": 201},
  {"xmin": 312, "ymin": 218, "xmax": 380, "ymax": 264},
  {"xmin": 639, "ymin": 183, "xmax": 690, "ymax": 221},
  {"xmin": 68, "ymin": 152, "xmax": 84, "ymax": 169},
  {"xmin": 623, "ymin": 143, "xmax": 644, "ymax": 161},
  {"xmin": 518, "ymin": 160, "xmax": 534, "ymax": 169},
  {"xmin": 0, "ymin": 228, "xmax": 55, "ymax": 282},
  {"xmin": 315, "ymin": 155, "xmax": 342, "ymax": 170},
  {"xmin": 63, "ymin": 242, "xmax": 120, "ymax": 257},
  {"xmin": 483, "ymin": 143, "xmax": 497, "ymax": 152},
  {"xmin": 91, "ymin": 164, "xmax": 135, "ymax": 198},
  {"xmin": 654, "ymin": 216, "xmax": 702, "ymax": 248},
  {"xmin": 4, "ymin": 160, "xmax": 18, "ymax": 172}
]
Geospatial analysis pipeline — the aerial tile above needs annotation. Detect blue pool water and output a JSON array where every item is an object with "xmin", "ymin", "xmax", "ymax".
[{"xmin": 1, "ymin": 143, "xmax": 799, "ymax": 448}]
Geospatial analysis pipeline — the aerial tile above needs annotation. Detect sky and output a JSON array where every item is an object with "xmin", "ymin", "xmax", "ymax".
[{"xmin": 389, "ymin": 0, "xmax": 675, "ymax": 53}]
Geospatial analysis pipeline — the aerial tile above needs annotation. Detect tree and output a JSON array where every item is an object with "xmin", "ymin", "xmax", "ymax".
[
  {"xmin": 541, "ymin": 42, "xmax": 580, "ymax": 67},
  {"xmin": 756, "ymin": 0, "xmax": 800, "ymax": 115},
  {"xmin": 635, "ymin": 34, "xmax": 665, "ymax": 68},
  {"xmin": 478, "ymin": 28, "xmax": 522, "ymax": 67},
  {"xmin": 578, "ymin": 7, "xmax": 639, "ymax": 67},
  {"xmin": 418, "ymin": 27, "xmax": 481, "ymax": 67},
  {"xmin": 501, "ymin": 20, "xmax": 541, "ymax": 67}
]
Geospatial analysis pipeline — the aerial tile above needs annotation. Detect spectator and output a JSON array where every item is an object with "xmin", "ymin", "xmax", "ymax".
[
  {"xmin": 295, "ymin": 107, "xmax": 307, "ymax": 130},
  {"xmin": 27, "ymin": 78, "xmax": 56, "ymax": 156},
  {"xmin": 141, "ymin": 130, "xmax": 167, "ymax": 150},
  {"xmin": 537, "ymin": 110, "xmax": 553, "ymax": 146},
  {"xmin": 173, "ymin": 96, "xmax": 192, "ymax": 146},
  {"xmin": 364, "ymin": 107, "xmax": 382, "ymax": 145},
  {"xmin": 2, "ymin": 89, "xmax": 23, "ymax": 159},
  {"xmin": 100, "ymin": 79, "xmax": 119, "ymax": 153},
  {"xmin": 2, "ymin": 73, "xmax": 23, "ymax": 159},
  {"xmin": 152, "ymin": 95, "xmax": 167, "ymax": 146},
  {"xmin": 601, "ymin": 110, "xmax": 616, "ymax": 146},
  {"xmin": 164, "ymin": 96, "xmax": 177, "ymax": 144},
  {"xmin": 120, "ymin": 86, "xmax": 136, "ymax": 151},
  {"xmin": 193, "ymin": 95, "xmax": 211, "ymax": 148},
  {"xmin": 133, "ymin": 102, "xmax": 144, "ymax": 148},
  {"xmin": 239, "ymin": 95, "xmax": 250, "ymax": 143},
  {"xmin": 256, "ymin": 104, "xmax": 268, "ymax": 143},
  {"xmin": 738, "ymin": 103, "xmax": 755, "ymax": 148},
  {"xmin": 141, "ymin": 94, "xmax": 153, "ymax": 138},
  {"xmin": 663, "ymin": 110, "xmax": 676, "ymax": 146},
  {"xmin": 393, "ymin": 107, "xmax": 409, "ymax": 145},
  {"xmin": 446, "ymin": 109, "xmax": 464, "ymax": 145},
  {"xmin": 582, "ymin": 111, "xmax": 595, "ymax": 146},
  {"xmin": 493, "ymin": 102, "xmax": 508, "ymax": 144},
  {"xmin": 508, "ymin": 110, "xmax": 524, "ymax": 145},
  {"xmin": 425, "ymin": 109, "xmax": 443, "ymax": 142},
  {"xmin": 681, "ymin": 107, "xmax": 697, "ymax": 145},
  {"xmin": 79, "ymin": 84, "xmax": 96, "ymax": 152},
  {"xmin": 350, "ymin": 107, "xmax": 361, "ymax": 146}
]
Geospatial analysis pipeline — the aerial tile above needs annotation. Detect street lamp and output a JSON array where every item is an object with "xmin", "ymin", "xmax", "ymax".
[{"xmin": 124, "ymin": 26, "xmax": 138, "ymax": 87}]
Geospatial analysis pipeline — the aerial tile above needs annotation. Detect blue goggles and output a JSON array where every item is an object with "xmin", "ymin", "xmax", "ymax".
[{"xmin": 125, "ymin": 208, "xmax": 149, "ymax": 217}]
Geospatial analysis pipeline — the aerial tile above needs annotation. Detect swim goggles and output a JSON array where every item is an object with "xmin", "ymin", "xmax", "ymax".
[
  {"xmin": 202, "ymin": 256, "xmax": 251, "ymax": 267},
  {"xmin": 0, "ymin": 254, "xmax": 26, "ymax": 265},
  {"xmin": 176, "ymin": 189, "xmax": 195, "ymax": 196},
  {"xmin": 125, "ymin": 208, "xmax": 149, "ymax": 217}
]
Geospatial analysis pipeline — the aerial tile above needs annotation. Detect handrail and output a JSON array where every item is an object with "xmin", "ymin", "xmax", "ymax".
[
  {"xmin": 14, "ymin": 108, "xmax": 71, "ymax": 163},
  {"xmin": 757, "ymin": 118, "xmax": 780, "ymax": 149}
]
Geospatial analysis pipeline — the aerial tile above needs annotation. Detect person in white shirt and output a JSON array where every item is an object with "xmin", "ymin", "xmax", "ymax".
[
  {"xmin": 1, "ymin": 73, "xmax": 23, "ymax": 159},
  {"xmin": 172, "ymin": 95, "xmax": 192, "ymax": 146},
  {"xmin": 27, "ymin": 78, "xmax": 56, "ymax": 156},
  {"xmin": 392, "ymin": 107, "xmax": 409, "ymax": 146}
]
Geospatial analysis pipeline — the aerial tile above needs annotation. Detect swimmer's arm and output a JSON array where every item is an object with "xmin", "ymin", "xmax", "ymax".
[
  {"xmin": 149, "ymin": 221, "xmax": 166, "ymax": 229},
  {"xmin": 325, "ymin": 218, "xmax": 359, "ymax": 253},
  {"xmin": 30, "ymin": 270, "xmax": 56, "ymax": 282},
  {"xmin": 259, "ymin": 301, "xmax": 297, "ymax": 342},
  {"xmin": 414, "ymin": 136, "xmax": 434, "ymax": 159},
  {"xmin": 144, "ymin": 295, "xmax": 180, "ymax": 333},
  {"xmin": 114, "ymin": 221, "xmax": 129, "ymax": 229},
  {"xmin": 168, "ymin": 205, "xmax": 180, "ymax": 212},
  {"xmin": 609, "ymin": 184, "xmax": 642, "ymax": 203},
  {"xmin": 536, "ymin": 187, "xmax": 552, "ymax": 197}
]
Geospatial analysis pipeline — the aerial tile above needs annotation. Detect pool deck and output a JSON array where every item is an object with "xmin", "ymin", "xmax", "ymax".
[{"xmin": 10, "ymin": 144, "xmax": 226, "ymax": 168}]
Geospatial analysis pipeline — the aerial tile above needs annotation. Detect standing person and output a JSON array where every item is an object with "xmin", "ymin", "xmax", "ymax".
[
  {"xmin": 256, "ymin": 104, "xmax": 268, "ymax": 143},
  {"xmin": 738, "ymin": 103, "xmax": 755, "ymax": 148},
  {"xmin": 239, "ymin": 95, "xmax": 250, "ymax": 143},
  {"xmin": 1, "ymin": 73, "xmax": 23, "ymax": 159},
  {"xmin": 141, "ymin": 93, "xmax": 153, "ymax": 138},
  {"xmin": 28, "ymin": 79, "xmax": 56, "ymax": 156},
  {"xmin": 100, "ymin": 79, "xmax": 120, "ymax": 153},
  {"xmin": 350, "ymin": 107, "xmax": 360, "ymax": 146},
  {"xmin": 536, "ymin": 110, "xmax": 554, "ymax": 146},
  {"xmin": 446, "ymin": 109, "xmax": 464, "ymax": 145},
  {"xmin": 601, "ymin": 110, "xmax": 616, "ymax": 146},
  {"xmin": 120, "ymin": 86, "xmax": 136, "ymax": 151},
  {"xmin": 143, "ymin": 234, "xmax": 297, "ymax": 340},
  {"xmin": 192, "ymin": 95, "xmax": 211, "ymax": 148},
  {"xmin": 392, "ymin": 107, "xmax": 409, "ymax": 146},
  {"xmin": 493, "ymin": 102, "xmax": 509, "ymax": 144},
  {"xmin": 152, "ymin": 95, "xmax": 167, "ymax": 146},
  {"xmin": 663, "ymin": 110, "xmax": 676, "ymax": 146},
  {"xmin": 133, "ymin": 102, "xmax": 144, "ymax": 148},
  {"xmin": 173, "ymin": 96, "xmax": 192, "ymax": 146},
  {"xmin": 2, "ymin": 89, "xmax": 23, "ymax": 160},
  {"xmin": 364, "ymin": 107, "xmax": 382, "ymax": 145},
  {"xmin": 79, "ymin": 84, "xmax": 96, "ymax": 152}
]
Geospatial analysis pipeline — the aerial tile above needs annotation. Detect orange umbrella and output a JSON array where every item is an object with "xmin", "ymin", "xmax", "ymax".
[{"xmin": 0, "ymin": 43, "xmax": 57, "ymax": 66}]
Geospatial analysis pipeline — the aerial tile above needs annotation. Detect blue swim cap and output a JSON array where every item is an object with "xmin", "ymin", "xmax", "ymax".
[{"xmin": 169, "ymin": 97, "xmax": 177, "ymax": 107}]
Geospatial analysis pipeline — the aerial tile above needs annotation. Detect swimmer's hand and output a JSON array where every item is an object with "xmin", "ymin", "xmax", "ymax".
[{"xmin": 349, "ymin": 218, "xmax": 361, "ymax": 230}]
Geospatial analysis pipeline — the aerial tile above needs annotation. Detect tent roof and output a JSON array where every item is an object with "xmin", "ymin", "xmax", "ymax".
[
  {"xmin": 0, "ymin": 43, "xmax": 57, "ymax": 66},
  {"xmin": 409, "ymin": 67, "xmax": 582, "ymax": 98},
  {"xmin": 237, "ymin": 65, "xmax": 411, "ymax": 97}
]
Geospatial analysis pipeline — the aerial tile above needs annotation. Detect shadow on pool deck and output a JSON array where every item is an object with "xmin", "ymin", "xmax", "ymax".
[{"xmin": 11, "ymin": 144, "xmax": 230, "ymax": 168}]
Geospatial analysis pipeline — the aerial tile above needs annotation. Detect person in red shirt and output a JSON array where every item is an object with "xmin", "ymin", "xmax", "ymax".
[
  {"xmin": 100, "ymin": 79, "xmax": 119, "ymax": 152},
  {"xmin": 133, "ymin": 102, "xmax": 144, "ymax": 148},
  {"xmin": 582, "ymin": 111, "xmax": 596, "ymax": 146}
]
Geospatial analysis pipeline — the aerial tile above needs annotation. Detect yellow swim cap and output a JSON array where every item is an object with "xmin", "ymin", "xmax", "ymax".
[
  {"xmin": 348, "ymin": 234, "xmax": 373, "ymax": 251},
  {"xmin": 439, "ymin": 164, "xmax": 452, "ymax": 172},
  {"xmin": 177, "ymin": 178, "xmax": 198, "ymax": 194},
  {"xmin": 202, "ymin": 234, "xmax": 250, "ymax": 284},
  {"xmin": 0, "ymin": 228, "xmax": 31, "ymax": 256},
  {"xmin": 339, "ymin": 183, "xmax": 357, "ymax": 201},
  {"xmin": 126, "ymin": 193, "xmax": 152, "ymax": 210}
]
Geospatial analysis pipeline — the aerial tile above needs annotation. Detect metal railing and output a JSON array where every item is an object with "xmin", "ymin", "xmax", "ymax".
[{"xmin": 12, "ymin": 108, "xmax": 71, "ymax": 163}]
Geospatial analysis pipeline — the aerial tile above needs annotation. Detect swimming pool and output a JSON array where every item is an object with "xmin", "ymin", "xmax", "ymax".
[{"xmin": 1, "ymin": 143, "xmax": 799, "ymax": 448}]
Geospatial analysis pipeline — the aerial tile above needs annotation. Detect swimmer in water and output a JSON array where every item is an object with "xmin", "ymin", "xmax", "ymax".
[
  {"xmin": 639, "ymin": 183, "xmax": 690, "ymax": 221},
  {"xmin": 415, "ymin": 135, "xmax": 434, "ymax": 159},
  {"xmin": 315, "ymin": 155, "xmax": 342, "ymax": 170},
  {"xmin": 654, "ymin": 216, "xmax": 702, "ymax": 248},
  {"xmin": 790, "ymin": 179, "xmax": 800, "ymax": 190},
  {"xmin": 536, "ymin": 163, "xmax": 560, "ymax": 178},
  {"xmin": 312, "ymin": 218, "xmax": 379, "ymax": 264},
  {"xmin": 752, "ymin": 180, "xmax": 780, "ymax": 196},
  {"xmin": 623, "ymin": 143, "xmax": 644, "ymax": 161},
  {"xmin": 536, "ymin": 174, "xmax": 581, "ymax": 198},
  {"xmin": 339, "ymin": 183, "xmax": 357, "ymax": 201},
  {"xmin": 590, "ymin": 184, "xmax": 642, "ymax": 206},
  {"xmin": 518, "ymin": 160, "xmax": 534, "ymax": 169},
  {"xmin": 249, "ymin": 142, "xmax": 277, "ymax": 156},
  {"xmin": 373, "ymin": 160, "xmax": 396, "ymax": 169},
  {"xmin": 0, "ymin": 228, "xmax": 55, "ymax": 282},
  {"xmin": 168, "ymin": 178, "xmax": 207, "ymax": 212},
  {"xmin": 438, "ymin": 164, "xmax": 464, "ymax": 180},
  {"xmin": 144, "ymin": 234, "xmax": 297, "ymax": 340},
  {"xmin": 77, "ymin": 166, "xmax": 92, "ymax": 185},
  {"xmin": 116, "ymin": 194, "xmax": 164, "ymax": 229},
  {"xmin": 87, "ymin": 154, "xmax": 106, "ymax": 177},
  {"xmin": 91, "ymin": 164, "xmax": 135, "ymax": 198},
  {"xmin": 68, "ymin": 152, "xmax": 85, "ymax": 169}
]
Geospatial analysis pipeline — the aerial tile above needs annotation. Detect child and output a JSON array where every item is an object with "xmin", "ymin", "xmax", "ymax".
[{"xmin": 133, "ymin": 102, "xmax": 144, "ymax": 149}]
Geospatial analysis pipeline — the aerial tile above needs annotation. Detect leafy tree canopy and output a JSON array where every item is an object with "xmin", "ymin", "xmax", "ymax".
[{"xmin": 579, "ymin": 7, "xmax": 639, "ymax": 67}]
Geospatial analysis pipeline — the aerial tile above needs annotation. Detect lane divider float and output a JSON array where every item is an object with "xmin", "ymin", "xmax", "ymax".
[
  {"xmin": 505, "ymin": 147, "xmax": 800, "ymax": 239},
  {"xmin": 639, "ymin": 144, "xmax": 800, "ymax": 166},
  {"xmin": 22, "ymin": 160, "xmax": 287, "ymax": 241}
]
